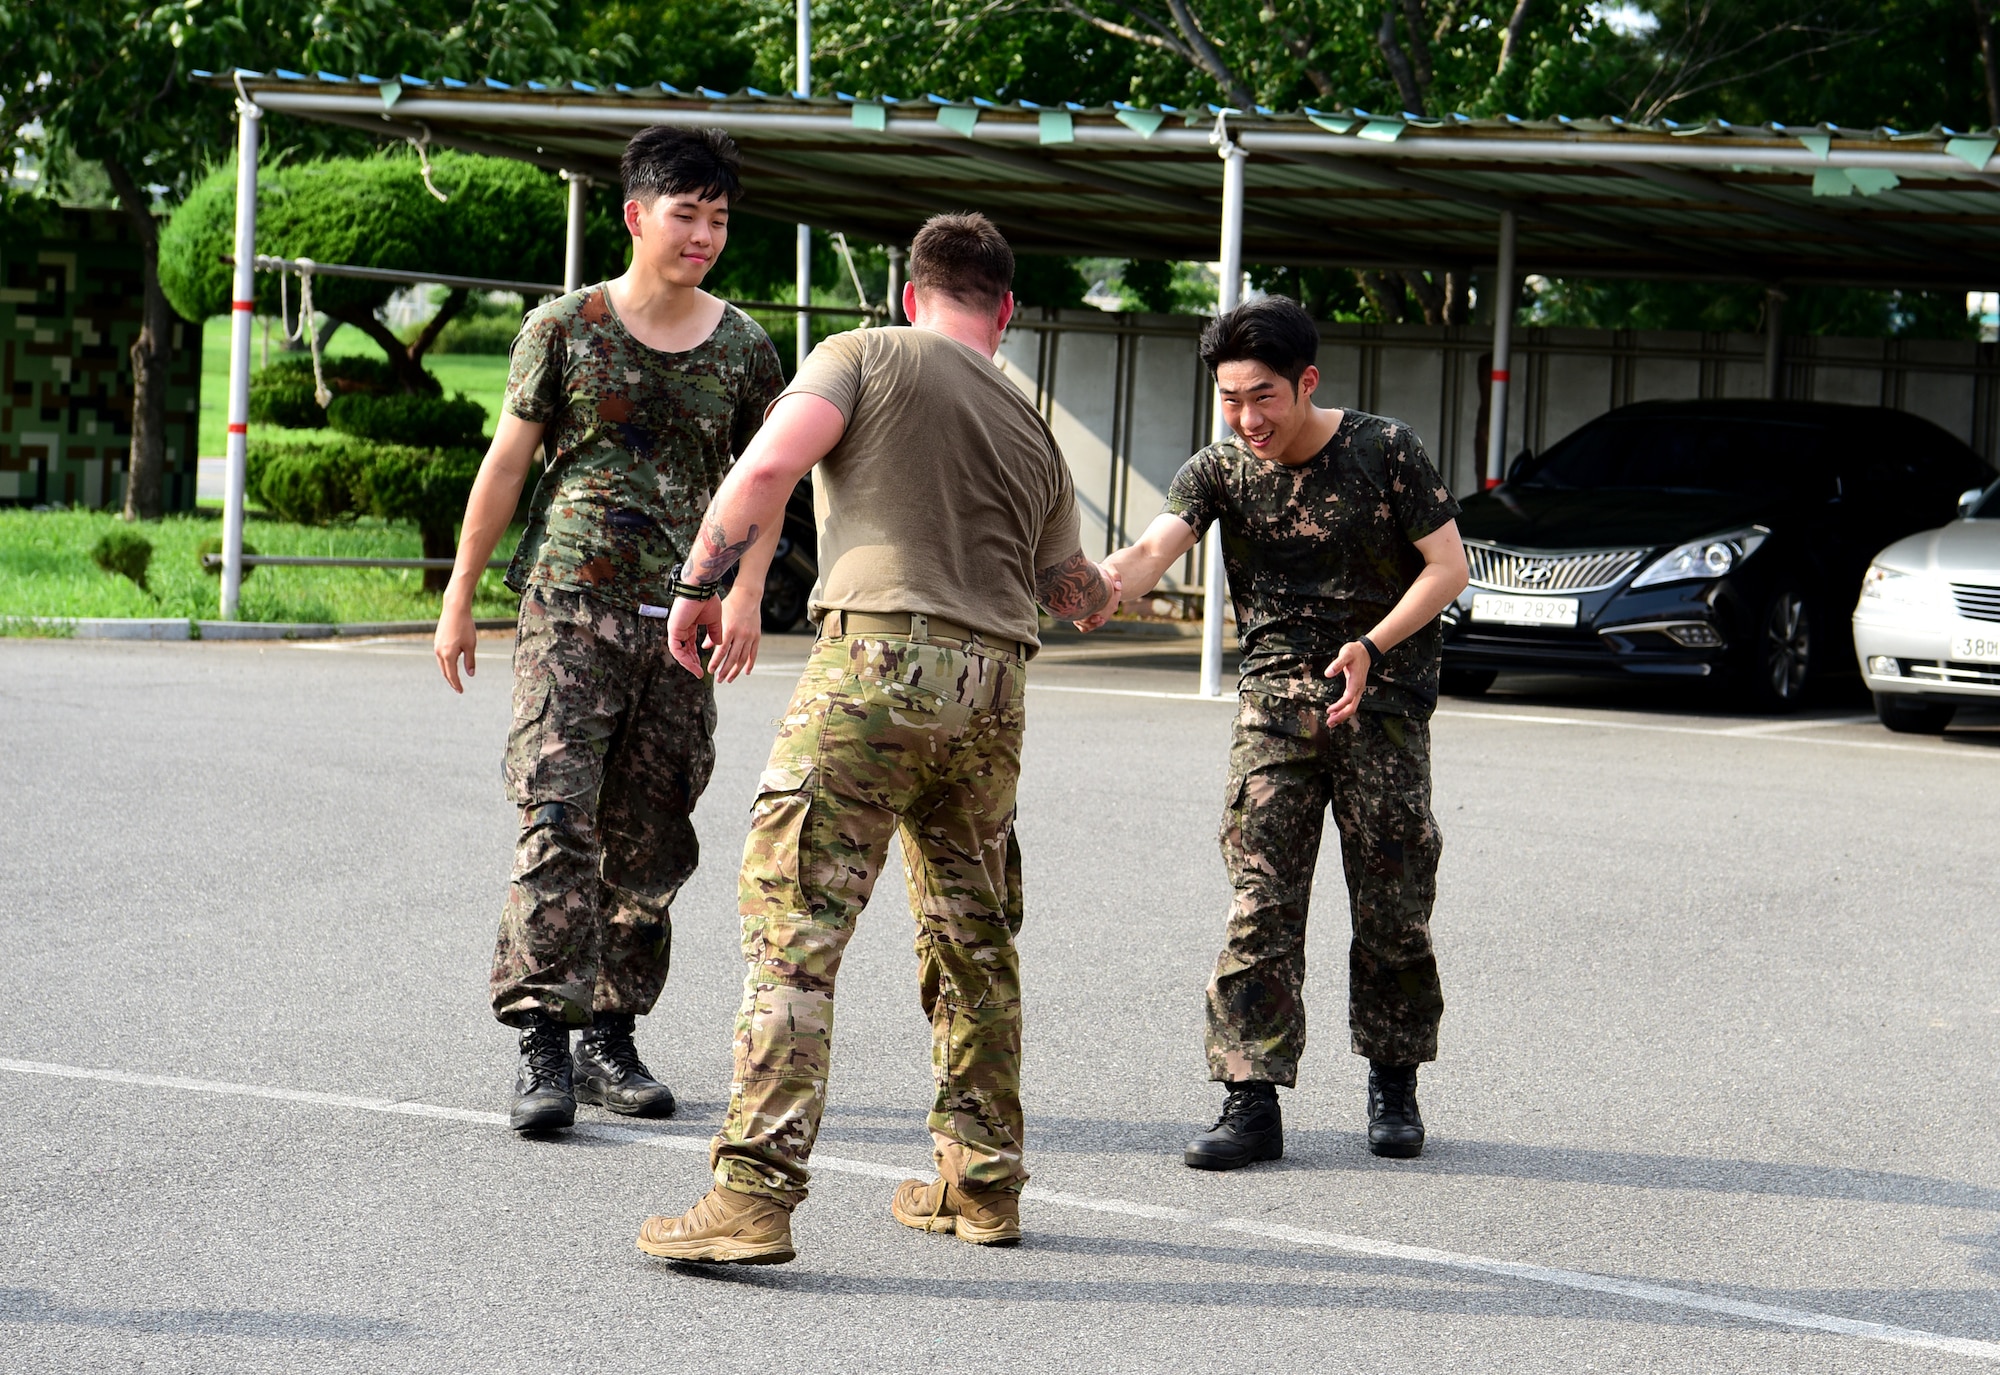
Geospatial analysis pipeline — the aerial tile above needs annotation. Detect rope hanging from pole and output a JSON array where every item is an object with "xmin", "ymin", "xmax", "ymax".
[
  {"xmin": 406, "ymin": 123, "xmax": 450, "ymax": 203},
  {"xmin": 830, "ymin": 232, "xmax": 873, "ymax": 323},
  {"xmin": 295, "ymin": 260, "xmax": 332, "ymax": 409}
]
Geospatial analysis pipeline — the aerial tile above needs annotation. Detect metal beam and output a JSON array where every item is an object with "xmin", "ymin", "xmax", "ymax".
[
  {"xmin": 944, "ymin": 141, "xmax": 1422, "ymax": 266},
  {"xmin": 1617, "ymin": 162, "xmax": 1999, "ymax": 278},
  {"xmin": 1271, "ymin": 150, "xmax": 1774, "ymax": 282}
]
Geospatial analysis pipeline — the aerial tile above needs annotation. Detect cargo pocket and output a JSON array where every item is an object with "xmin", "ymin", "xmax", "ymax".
[
  {"xmin": 746, "ymin": 765, "xmax": 815, "ymax": 888},
  {"xmin": 502, "ymin": 674, "xmax": 557, "ymax": 800}
]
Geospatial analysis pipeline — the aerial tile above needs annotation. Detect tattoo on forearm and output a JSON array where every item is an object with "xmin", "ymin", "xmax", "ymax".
[
  {"xmin": 1035, "ymin": 551, "xmax": 1113, "ymax": 619},
  {"xmin": 688, "ymin": 515, "xmax": 759, "ymax": 583}
]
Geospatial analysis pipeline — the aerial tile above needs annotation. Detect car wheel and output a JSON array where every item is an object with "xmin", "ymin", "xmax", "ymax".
[
  {"xmin": 760, "ymin": 561, "xmax": 812, "ymax": 633},
  {"xmin": 1740, "ymin": 588, "xmax": 1812, "ymax": 712},
  {"xmin": 1873, "ymin": 692, "xmax": 1956, "ymax": 734},
  {"xmin": 1439, "ymin": 667, "xmax": 1498, "ymax": 697}
]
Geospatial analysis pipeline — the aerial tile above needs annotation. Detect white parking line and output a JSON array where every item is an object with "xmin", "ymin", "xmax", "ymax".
[
  {"xmin": 3, "ymin": 1055, "xmax": 1993, "ymax": 1362},
  {"xmin": 1433, "ymin": 708, "xmax": 1998, "ymax": 760}
]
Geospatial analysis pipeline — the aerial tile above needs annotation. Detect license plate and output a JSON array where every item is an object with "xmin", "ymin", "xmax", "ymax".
[
  {"xmin": 1471, "ymin": 593, "xmax": 1580, "ymax": 628},
  {"xmin": 1952, "ymin": 633, "xmax": 2000, "ymax": 662}
]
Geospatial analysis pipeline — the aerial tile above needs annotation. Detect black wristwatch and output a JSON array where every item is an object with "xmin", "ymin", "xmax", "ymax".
[
  {"xmin": 1357, "ymin": 635, "xmax": 1383, "ymax": 667},
  {"xmin": 668, "ymin": 564, "xmax": 721, "ymax": 602}
]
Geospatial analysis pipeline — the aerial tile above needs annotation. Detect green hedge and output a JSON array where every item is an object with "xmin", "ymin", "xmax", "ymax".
[
  {"xmin": 326, "ymin": 392, "xmax": 487, "ymax": 449},
  {"xmin": 247, "ymin": 355, "xmax": 399, "ymax": 430}
]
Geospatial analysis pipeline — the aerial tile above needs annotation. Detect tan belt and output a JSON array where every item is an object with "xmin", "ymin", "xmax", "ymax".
[{"xmin": 819, "ymin": 608, "xmax": 1026, "ymax": 661}]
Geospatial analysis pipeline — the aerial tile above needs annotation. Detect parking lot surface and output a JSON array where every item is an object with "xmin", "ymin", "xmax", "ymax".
[{"xmin": 4, "ymin": 630, "xmax": 1999, "ymax": 1373}]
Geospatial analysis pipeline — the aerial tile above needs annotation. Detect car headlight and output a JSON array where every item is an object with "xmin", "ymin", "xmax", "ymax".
[
  {"xmin": 1859, "ymin": 563, "xmax": 1934, "ymax": 608},
  {"xmin": 1630, "ymin": 527, "xmax": 1770, "ymax": 588}
]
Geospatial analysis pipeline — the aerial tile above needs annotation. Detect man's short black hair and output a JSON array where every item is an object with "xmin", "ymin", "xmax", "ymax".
[
  {"xmin": 1199, "ymin": 295, "xmax": 1320, "ymax": 387},
  {"xmin": 621, "ymin": 126, "xmax": 743, "ymax": 207}
]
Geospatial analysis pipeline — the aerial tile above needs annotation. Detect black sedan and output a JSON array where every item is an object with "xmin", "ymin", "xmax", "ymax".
[{"xmin": 1440, "ymin": 400, "xmax": 1996, "ymax": 710}]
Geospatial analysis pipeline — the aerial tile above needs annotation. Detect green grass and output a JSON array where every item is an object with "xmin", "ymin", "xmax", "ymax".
[
  {"xmin": 0, "ymin": 508, "xmax": 521, "ymax": 628},
  {"xmin": 198, "ymin": 318, "xmax": 512, "ymax": 458}
]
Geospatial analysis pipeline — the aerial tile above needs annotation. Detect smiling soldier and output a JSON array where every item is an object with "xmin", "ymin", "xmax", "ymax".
[
  {"xmin": 433, "ymin": 127, "xmax": 784, "ymax": 1134},
  {"xmin": 1092, "ymin": 295, "xmax": 1469, "ymax": 1167}
]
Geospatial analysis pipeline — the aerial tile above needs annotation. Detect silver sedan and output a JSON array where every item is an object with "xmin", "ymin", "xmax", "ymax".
[{"xmin": 1853, "ymin": 480, "xmax": 2000, "ymax": 731}]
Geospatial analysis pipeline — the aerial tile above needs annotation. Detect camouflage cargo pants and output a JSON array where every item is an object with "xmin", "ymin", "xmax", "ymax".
[
  {"xmin": 1206, "ymin": 691, "xmax": 1444, "ymax": 1083},
  {"xmin": 710, "ymin": 628, "xmax": 1028, "ymax": 1208},
  {"xmin": 490, "ymin": 585, "xmax": 717, "ymax": 1028}
]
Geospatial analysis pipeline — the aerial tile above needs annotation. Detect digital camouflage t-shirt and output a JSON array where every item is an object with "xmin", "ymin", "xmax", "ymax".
[
  {"xmin": 503, "ymin": 285, "xmax": 785, "ymax": 610},
  {"xmin": 1165, "ymin": 410, "xmax": 1462, "ymax": 718}
]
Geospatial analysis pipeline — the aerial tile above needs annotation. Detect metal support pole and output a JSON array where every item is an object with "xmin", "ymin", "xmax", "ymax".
[
  {"xmin": 1200, "ymin": 129, "xmax": 1246, "ymax": 699},
  {"xmin": 886, "ymin": 245, "xmax": 905, "ymax": 324},
  {"xmin": 1764, "ymin": 288, "xmax": 1786, "ymax": 400},
  {"xmin": 1483, "ymin": 209, "xmax": 1517, "ymax": 490},
  {"xmin": 563, "ymin": 172, "xmax": 588, "ymax": 294},
  {"xmin": 220, "ymin": 94, "xmax": 262, "ymax": 620},
  {"xmin": 795, "ymin": 0, "xmax": 813, "ymax": 370}
]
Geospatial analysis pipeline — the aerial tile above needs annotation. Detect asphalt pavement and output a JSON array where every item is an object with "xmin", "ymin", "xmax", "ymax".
[{"xmin": 3, "ymin": 628, "xmax": 1999, "ymax": 1373}]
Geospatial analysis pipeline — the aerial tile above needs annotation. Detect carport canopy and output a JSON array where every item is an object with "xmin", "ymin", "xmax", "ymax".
[
  {"xmin": 200, "ymin": 70, "xmax": 2000, "ymax": 690},
  {"xmin": 209, "ymin": 71, "xmax": 2000, "ymax": 289}
]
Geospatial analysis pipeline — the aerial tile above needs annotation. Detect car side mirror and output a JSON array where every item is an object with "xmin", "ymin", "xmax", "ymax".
[
  {"xmin": 1506, "ymin": 448, "xmax": 1533, "ymax": 481},
  {"xmin": 1960, "ymin": 486, "xmax": 1988, "ymax": 518}
]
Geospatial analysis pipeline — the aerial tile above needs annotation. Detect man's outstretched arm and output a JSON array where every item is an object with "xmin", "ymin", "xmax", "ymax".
[
  {"xmin": 1071, "ymin": 513, "xmax": 1201, "ymax": 631},
  {"xmin": 667, "ymin": 393, "xmax": 846, "ymax": 675},
  {"xmin": 1034, "ymin": 550, "xmax": 1122, "ymax": 624}
]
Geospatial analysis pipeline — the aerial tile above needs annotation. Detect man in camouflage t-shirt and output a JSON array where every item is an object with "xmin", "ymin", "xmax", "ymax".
[
  {"xmin": 1096, "ymin": 296, "xmax": 1469, "ymax": 1167},
  {"xmin": 434, "ymin": 127, "xmax": 783, "ymax": 1135}
]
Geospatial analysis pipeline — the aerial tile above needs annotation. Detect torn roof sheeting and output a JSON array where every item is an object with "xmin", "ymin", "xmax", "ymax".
[{"xmin": 198, "ymin": 69, "xmax": 2000, "ymax": 289}]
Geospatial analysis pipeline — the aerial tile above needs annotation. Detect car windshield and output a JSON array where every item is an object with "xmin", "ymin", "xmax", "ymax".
[{"xmin": 1516, "ymin": 416, "xmax": 1830, "ymax": 496}]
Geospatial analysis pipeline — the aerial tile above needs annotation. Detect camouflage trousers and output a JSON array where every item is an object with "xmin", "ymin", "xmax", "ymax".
[
  {"xmin": 490, "ymin": 585, "xmax": 717, "ymax": 1028},
  {"xmin": 710, "ymin": 629, "xmax": 1028, "ymax": 1208},
  {"xmin": 1206, "ymin": 692, "xmax": 1444, "ymax": 1083}
]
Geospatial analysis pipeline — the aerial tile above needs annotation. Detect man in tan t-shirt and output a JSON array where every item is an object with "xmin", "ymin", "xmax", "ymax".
[{"xmin": 634, "ymin": 212, "xmax": 1118, "ymax": 1265}]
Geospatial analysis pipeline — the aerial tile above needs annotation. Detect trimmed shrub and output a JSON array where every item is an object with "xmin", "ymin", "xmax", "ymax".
[
  {"xmin": 248, "ymin": 355, "xmax": 399, "ymax": 430},
  {"xmin": 327, "ymin": 392, "xmax": 487, "ymax": 449},
  {"xmin": 429, "ymin": 311, "xmax": 524, "ymax": 355},
  {"xmin": 196, "ymin": 537, "xmax": 259, "ymax": 581},
  {"xmin": 91, "ymin": 528, "xmax": 153, "ymax": 589},
  {"xmin": 360, "ymin": 444, "xmax": 482, "ymax": 589},
  {"xmin": 249, "ymin": 439, "xmax": 376, "ymax": 524}
]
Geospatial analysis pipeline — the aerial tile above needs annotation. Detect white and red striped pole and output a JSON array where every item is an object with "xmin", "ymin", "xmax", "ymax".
[
  {"xmin": 220, "ymin": 86, "xmax": 262, "ymax": 619},
  {"xmin": 1483, "ymin": 209, "xmax": 1517, "ymax": 491}
]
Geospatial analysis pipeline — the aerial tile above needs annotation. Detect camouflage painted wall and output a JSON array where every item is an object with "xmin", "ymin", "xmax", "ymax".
[{"xmin": 0, "ymin": 209, "xmax": 201, "ymax": 510}]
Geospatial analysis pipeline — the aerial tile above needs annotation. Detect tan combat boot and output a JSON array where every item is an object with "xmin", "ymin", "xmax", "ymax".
[
  {"xmin": 636, "ymin": 1186, "xmax": 796, "ymax": 1265},
  {"xmin": 890, "ymin": 1177, "xmax": 1021, "ymax": 1246}
]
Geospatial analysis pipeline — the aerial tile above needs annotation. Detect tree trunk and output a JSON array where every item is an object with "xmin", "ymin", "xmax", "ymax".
[
  {"xmin": 407, "ymin": 288, "xmax": 471, "ymax": 362},
  {"xmin": 1357, "ymin": 270, "xmax": 1408, "ymax": 322},
  {"xmin": 420, "ymin": 520, "xmax": 456, "ymax": 593},
  {"xmin": 324, "ymin": 307, "xmax": 444, "ymax": 395},
  {"xmin": 1443, "ymin": 269, "xmax": 1471, "ymax": 325},
  {"xmin": 103, "ymin": 158, "xmax": 170, "ymax": 520},
  {"xmin": 1403, "ymin": 269, "xmax": 1447, "ymax": 325},
  {"xmin": 1976, "ymin": 0, "xmax": 2000, "ymax": 128}
]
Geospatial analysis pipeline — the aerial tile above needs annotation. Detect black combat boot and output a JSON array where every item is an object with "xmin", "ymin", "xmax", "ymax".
[
  {"xmin": 573, "ymin": 1012, "xmax": 677, "ymax": 1118},
  {"xmin": 1183, "ymin": 1081, "xmax": 1284, "ymax": 1171},
  {"xmin": 1367, "ymin": 1061, "xmax": 1425, "ymax": 1158},
  {"xmin": 509, "ymin": 1013, "xmax": 575, "ymax": 1134}
]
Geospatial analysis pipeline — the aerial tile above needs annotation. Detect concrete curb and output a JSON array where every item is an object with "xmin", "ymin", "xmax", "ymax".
[
  {"xmin": 4, "ymin": 618, "xmax": 513, "ymax": 642},
  {"xmin": 8, "ymin": 618, "xmax": 193, "ymax": 640},
  {"xmin": 192, "ymin": 619, "xmax": 514, "ymax": 641}
]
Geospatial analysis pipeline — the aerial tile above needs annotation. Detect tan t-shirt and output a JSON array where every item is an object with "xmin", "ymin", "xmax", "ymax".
[{"xmin": 781, "ymin": 326, "xmax": 1083, "ymax": 652}]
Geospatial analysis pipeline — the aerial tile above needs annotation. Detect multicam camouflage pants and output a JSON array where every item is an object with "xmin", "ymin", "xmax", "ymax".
[
  {"xmin": 1206, "ymin": 691, "xmax": 1444, "ymax": 1083},
  {"xmin": 490, "ymin": 585, "xmax": 717, "ymax": 1028},
  {"xmin": 709, "ymin": 629, "xmax": 1028, "ymax": 1208}
]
